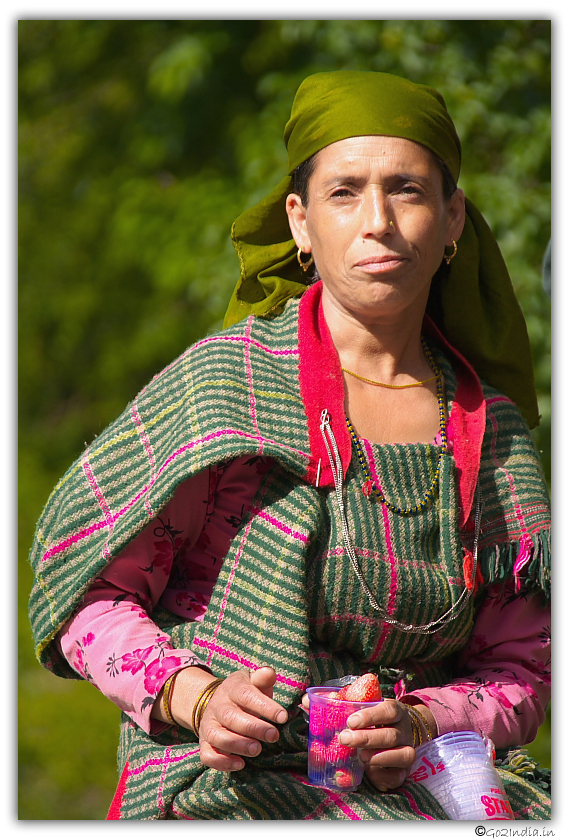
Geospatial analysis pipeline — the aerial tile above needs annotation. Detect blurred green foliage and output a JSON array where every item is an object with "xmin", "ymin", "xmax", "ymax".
[{"xmin": 18, "ymin": 20, "xmax": 551, "ymax": 820}]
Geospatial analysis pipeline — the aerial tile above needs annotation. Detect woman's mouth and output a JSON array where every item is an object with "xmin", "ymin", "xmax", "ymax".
[{"xmin": 355, "ymin": 255, "xmax": 405, "ymax": 272}]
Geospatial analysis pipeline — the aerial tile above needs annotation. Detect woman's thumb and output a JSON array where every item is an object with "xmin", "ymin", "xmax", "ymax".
[{"xmin": 250, "ymin": 666, "xmax": 277, "ymax": 696}]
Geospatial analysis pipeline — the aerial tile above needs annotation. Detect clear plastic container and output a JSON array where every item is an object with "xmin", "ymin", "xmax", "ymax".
[
  {"xmin": 307, "ymin": 686, "xmax": 382, "ymax": 793},
  {"xmin": 408, "ymin": 731, "xmax": 514, "ymax": 820}
]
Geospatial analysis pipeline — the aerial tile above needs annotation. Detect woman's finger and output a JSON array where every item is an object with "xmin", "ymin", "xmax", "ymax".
[
  {"xmin": 340, "ymin": 699, "xmax": 418, "ymax": 753},
  {"xmin": 200, "ymin": 721, "xmax": 262, "ymax": 759},
  {"xmin": 364, "ymin": 764, "xmax": 408, "ymax": 791},
  {"xmin": 249, "ymin": 665, "xmax": 278, "ymax": 698},
  {"xmin": 339, "ymin": 716, "xmax": 414, "ymax": 752},
  {"xmin": 346, "ymin": 698, "xmax": 403, "ymax": 731},
  {"xmin": 360, "ymin": 745, "xmax": 416, "ymax": 767},
  {"xmin": 223, "ymin": 670, "xmax": 288, "ymax": 726},
  {"xmin": 200, "ymin": 706, "xmax": 281, "ymax": 757},
  {"xmin": 199, "ymin": 738, "xmax": 246, "ymax": 773}
]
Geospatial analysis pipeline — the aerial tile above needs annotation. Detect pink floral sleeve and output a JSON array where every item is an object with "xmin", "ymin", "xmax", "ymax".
[
  {"xmin": 402, "ymin": 582, "xmax": 551, "ymax": 748},
  {"xmin": 58, "ymin": 596, "xmax": 205, "ymax": 734},
  {"xmin": 57, "ymin": 456, "xmax": 272, "ymax": 734}
]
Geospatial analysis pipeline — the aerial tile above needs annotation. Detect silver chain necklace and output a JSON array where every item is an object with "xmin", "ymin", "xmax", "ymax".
[{"xmin": 319, "ymin": 409, "xmax": 481, "ymax": 635}]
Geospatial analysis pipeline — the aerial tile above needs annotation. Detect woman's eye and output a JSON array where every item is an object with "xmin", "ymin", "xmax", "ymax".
[{"xmin": 399, "ymin": 185, "xmax": 422, "ymax": 196}]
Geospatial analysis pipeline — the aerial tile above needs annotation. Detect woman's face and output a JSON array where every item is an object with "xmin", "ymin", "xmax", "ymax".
[{"xmin": 286, "ymin": 135, "xmax": 465, "ymax": 325}]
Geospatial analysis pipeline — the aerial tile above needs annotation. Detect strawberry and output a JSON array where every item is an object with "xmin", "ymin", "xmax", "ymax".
[
  {"xmin": 308, "ymin": 739, "xmax": 327, "ymax": 767},
  {"xmin": 309, "ymin": 703, "xmax": 325, "ymax": 735},
  {"xmin": 334, "ymin": 769, "xmax": 355, "ymax": 789},
  {"xmin": 337, "ymin": 674, "xmax": 382, "ymax": 702},
  {"xmin": 327, "ymin": 734, "xmax": 354, "ymax": 763},
  {"xmin": 321, "ymin": 702, "xmax": 349, "ymax": 730}
]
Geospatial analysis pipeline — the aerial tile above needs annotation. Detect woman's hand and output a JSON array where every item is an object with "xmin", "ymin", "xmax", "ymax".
[
  {"xmin": 164, "ymin": 665, "xmax": 289, "ymax": 772},
  {"xmin": 338, "ymin": 699, "xmax": 436, "ymax": 791},
  {"xmin": 300, "ymin": 694, "xmax": 436, "ymax": 791}
]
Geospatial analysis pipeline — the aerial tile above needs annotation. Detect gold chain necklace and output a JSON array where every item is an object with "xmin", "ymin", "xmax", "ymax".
[{"xmin": 341, "ymin": 365, "xmax": 438, "ymax": 390}]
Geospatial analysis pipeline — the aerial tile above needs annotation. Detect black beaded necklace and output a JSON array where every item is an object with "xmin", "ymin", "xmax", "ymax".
[{"xmin": 345, "ymin": 338, "xmax": 447, "ymax": 515}]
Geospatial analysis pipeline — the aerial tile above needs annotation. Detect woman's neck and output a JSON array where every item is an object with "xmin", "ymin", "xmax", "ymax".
[{"xmin": 321, "ymin": 289, "xmax": 433, "ymax": 385}]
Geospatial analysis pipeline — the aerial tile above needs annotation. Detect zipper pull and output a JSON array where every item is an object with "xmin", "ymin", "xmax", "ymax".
[{"xmin": 317, "ymin": 409, "xmax": 330, "ymax": 487}]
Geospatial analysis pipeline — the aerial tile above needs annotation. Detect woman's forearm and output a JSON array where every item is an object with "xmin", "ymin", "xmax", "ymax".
[{"xmin": 58, "ymin": 596, "xmax": 208, "ymax": 734}]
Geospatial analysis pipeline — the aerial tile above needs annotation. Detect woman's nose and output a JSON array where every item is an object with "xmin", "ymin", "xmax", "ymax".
[{"xmin": 361, "ymin": 190, "xmax": 394, "ymax": 238}]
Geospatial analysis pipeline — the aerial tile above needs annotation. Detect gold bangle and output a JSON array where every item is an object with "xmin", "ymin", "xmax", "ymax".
[
  {"xmin": 411, "ymin": 705, "xmax": 433, "ymax": 742},
  {"xmin": 410, "ymin": 716, "xmax": 421, "ymax": 748},
  {"xmin": 405, "ymin": 708, "xmax": 420, "ymax": 747},
  {"xmin": 162, "ymin": 672, "xmax": 179, "ymax": 727},
  {"xmin": 191, "ymin": 678, "xmax": 224, "ymax": 735},
  {"xmin": 410, "ymin": 718, "xmax": 424, "ymax": 747},
  {"xmin": 192, "ymin": 687, "xmax": 214, "ymax": 733},
  {"xmin": 404, "ymin": 705, "xmax": 424, "ymax": 747},
  {"xmin": 193, "ymin": 679, "xmax": 224, "ymax": 735}
]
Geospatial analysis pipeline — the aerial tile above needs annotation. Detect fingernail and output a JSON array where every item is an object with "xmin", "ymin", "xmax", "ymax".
[
  {"xmin": 248, "ymin": 742, "xmax": 260, "ymax": 756},
  {"xmin": 339, "ymin": 730, "xmax": 353, "ymax": 745},
  {"xmin": 265, "ymin": 727, "xmax": 279, "ymax": 742},
  {"xmin": 230, "ymin": 761, "xmax": 244, "ymax": 772},
  {"xmin": 276, "ymin": 710, "xmax": 288, "ymax": 724},
  {"xmin": 347, "ymin": 713, "xmax": 362, "ymax": 728}
]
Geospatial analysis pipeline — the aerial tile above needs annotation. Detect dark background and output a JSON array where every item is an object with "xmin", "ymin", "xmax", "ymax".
[{"xmin": 18, "ymin": 19, "xmax": 551, "ymax": 819}]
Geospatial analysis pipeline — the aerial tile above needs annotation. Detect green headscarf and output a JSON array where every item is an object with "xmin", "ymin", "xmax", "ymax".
[{"xmin": 225, "ymin": 71, "xmax": 539, "ymax": 428}]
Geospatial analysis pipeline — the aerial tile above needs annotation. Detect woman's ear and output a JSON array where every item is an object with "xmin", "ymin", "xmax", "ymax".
[
  {"xmin": 286, "ymin": 193, "xmax": 311, "ymax": 253},
  {"xmin": 447, "ymin": 188, "xmax": 466, "ymax": 246}
]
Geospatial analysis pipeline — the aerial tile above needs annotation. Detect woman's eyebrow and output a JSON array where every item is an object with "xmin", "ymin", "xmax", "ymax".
[
  {"xmin": 320, "ymin": 174, "xmax": 366, "ymax": 189},
  {"xmin": 390, "ymin": 172, "xmax": 432, "ymax": 185},
  {"xmin": 321, "ymin": 171, "xmax": 433, "ymax": 189}
]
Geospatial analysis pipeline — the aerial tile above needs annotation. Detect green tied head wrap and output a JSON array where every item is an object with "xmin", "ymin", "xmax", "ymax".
[{"xmin": 225, "ymin": 70, "xmax": 539, "ymax": 428}]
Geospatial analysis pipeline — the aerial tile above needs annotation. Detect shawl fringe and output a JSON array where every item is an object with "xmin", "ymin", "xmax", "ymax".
[{"xmin": 478, "ymin": 530, "xmax": 550, "ymax": 601}]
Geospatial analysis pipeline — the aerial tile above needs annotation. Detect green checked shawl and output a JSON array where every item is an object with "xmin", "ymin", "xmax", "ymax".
[{"xmin": 29, "ymin": 297, "xmax": 550, "ymax": 820}]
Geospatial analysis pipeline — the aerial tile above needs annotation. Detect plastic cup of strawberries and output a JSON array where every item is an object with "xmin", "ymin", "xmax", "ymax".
[{"xmin": 307, "ymin": 674, "xmax": 383, "ymax": 793}]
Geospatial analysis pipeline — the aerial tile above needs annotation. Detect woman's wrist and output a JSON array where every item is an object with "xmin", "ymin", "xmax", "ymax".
[
  {"xmin": 403, "ymin": 701, "xmax": 437, "ymax": 743},
  {"xmin": 152, "ymin": 665, "xmax": 217, "ymax": 728},
  {"xmin": 413, "ymin": 703, "xmax": 437, "ymax": 740}
]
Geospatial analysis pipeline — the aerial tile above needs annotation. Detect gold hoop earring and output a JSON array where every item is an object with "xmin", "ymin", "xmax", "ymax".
[
  {"xmin": 444, "ymin": 240, "xmax": 458, "ymax": 265},
  {"xmin": 389, "ymin": 220, "xmax": 395, "ymax": 228},
  {"xmin": 297, "ymin": 248, "xmax": 314, "ymax": 273}
]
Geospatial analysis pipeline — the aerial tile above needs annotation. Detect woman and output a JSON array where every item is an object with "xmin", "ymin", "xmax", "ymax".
[{"xmin": 29, "ymin": 71, "xmax": 550, "ymax": 820}]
